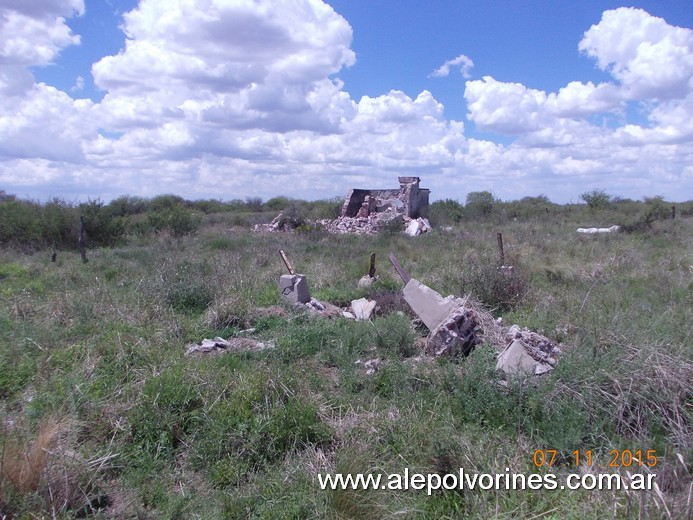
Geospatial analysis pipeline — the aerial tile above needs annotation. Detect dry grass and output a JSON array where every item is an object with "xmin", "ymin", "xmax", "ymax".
[
  {"xmin": 1, "ymin": 415, "xmax": 115, "ymax": 516},
  {"xmin": 1, "ymin": 415, "xmax": 69, "ymax": 494}
]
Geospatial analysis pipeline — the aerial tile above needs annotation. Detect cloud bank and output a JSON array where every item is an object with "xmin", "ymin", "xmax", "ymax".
[{"xmin": 0, "ymin": 2, "xmax": 691, "ymax": 203}]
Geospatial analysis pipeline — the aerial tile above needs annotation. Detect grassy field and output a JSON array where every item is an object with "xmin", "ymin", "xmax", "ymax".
[{"xmin": 0, "ymin": 200, "xmax": 691, "ymax": 518}]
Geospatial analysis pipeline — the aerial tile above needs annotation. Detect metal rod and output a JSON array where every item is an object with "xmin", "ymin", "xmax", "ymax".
[{"xmin": 278, "ymin": 250, "xmax": 295, "ymax": 275}]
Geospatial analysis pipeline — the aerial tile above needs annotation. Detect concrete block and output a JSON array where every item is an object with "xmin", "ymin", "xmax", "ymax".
[
  {"xmin": 279, "ymin": 274, "xmax": 311, "ymax": 304},
  {"xmin": 402, "ymin": 278, "xmax": 464, "ymax": 331}
]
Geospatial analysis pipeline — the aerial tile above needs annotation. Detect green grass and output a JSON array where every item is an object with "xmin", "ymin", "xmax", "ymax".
[{"xmin": 0, "ymin": 205, "xmax": 691, "ymax": 518}]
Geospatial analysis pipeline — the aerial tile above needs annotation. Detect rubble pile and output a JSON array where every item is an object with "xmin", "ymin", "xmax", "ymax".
[
  {"xmin": 426, "ymin": 305, "xmax": 480, "ymax": 357},
  {"xmin": 253, "ymin": 213, "xmax": 294, "ymax": 232},
  {"xmin": 316, "ymin": 209, "xmax": 400, "ymax": 235},
  {"xmin": 392, "ymin": 253, "xmax": 562, "ymax": 374}
]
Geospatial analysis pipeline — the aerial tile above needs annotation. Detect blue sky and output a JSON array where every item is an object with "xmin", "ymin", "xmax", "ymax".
[{"xmin": 2, "ymin": 0, "xmax": 692, "ymax": 203}]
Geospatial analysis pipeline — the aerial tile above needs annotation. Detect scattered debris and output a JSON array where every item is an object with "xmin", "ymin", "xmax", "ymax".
[
  {"xmin": 186, "ymin": 337, "xmax": 274, "ymax": 356},
  {"xmin": 389, "ymin": 252, "xmax": 563, "ymax": 370},
  {"xmin": 577, "ymin": 225, "xmax": 621, "ymax": 233},
  {"xmin": 355, "ymin": 358, "xmax": 383, "ymax": 375},
  {"xmin": 404, "ymin": 217, "xmax": 432, "ymax": 236}
]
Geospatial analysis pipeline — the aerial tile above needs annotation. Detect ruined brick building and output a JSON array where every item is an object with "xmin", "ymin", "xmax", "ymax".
[{"xmin": 340, "ymin": 176, "xmax": 430, "ymax": 219}]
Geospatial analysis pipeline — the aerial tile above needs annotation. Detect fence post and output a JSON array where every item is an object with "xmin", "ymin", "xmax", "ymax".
[{"xmin": 79, "ymin": 216, "xmax": 88, "ymax": 263}]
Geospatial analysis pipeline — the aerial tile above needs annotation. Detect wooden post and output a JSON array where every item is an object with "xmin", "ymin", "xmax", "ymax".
[
  {"xmin": 278, "ymin": 250, "xmax": 295, "ymax": 275},
  {"xmin": 672, "ymin": 205, "xmax": 676, "ymax": 220},
  {"xmin": 368, "ymin": 252, "xmax": 376, "ymax": 278},
  {"xmin": 79, "ymin": 216, "xmax": 88, "ymax": 263},
  {"xmin": 497, "ymin": 232, "xmax": 505, "ymax": 265},
  {"xmin": 51, "ymin": 251, "xmax": 57, "ymax": 262},
  {"xmin": 387, "ymin": 253, "xmax": 411, "ymax": 284}
]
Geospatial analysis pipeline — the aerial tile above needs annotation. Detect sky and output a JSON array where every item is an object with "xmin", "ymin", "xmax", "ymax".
[{"xmin": 0, "ymin": 0, "xmax": 692, "ymax": 204}]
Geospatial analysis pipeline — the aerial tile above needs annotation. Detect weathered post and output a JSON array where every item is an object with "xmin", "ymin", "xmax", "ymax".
[
  {"xmin": 672, "ymin": 205, "xmax": 676, "ymax": 220},
  {"xmin": 497, "ymin": 232, "xmax": 505, "ymax": 265},
  {"xmin": 369, "ymin": 252, "xmax": 376, "ymax": 278},
  {"xmin": 79, "ymin": 216, "xmax": 88, "ymax": 263},
  {"xmin": 387, "ymin": 252, "xmax": 411, "ymax": 284}
]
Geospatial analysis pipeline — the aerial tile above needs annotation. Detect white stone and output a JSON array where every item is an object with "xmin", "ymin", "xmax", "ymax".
[{"xmin": 351, "ymin": 297, "xmax": 377, "ymax": 321}]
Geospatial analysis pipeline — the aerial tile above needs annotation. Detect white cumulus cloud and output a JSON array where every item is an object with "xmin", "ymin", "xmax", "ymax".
[
  {"xmin": 0, "ymin": 2, "xmax": 691, "ymax": 203},
  {"xmin": 430, "ymin": 54, "xmax": 474, "ymax": 78}
]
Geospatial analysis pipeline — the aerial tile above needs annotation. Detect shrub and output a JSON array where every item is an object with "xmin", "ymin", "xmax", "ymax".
[
  {"xmin": 429, "ymin": 199, "xmax": 464, "ymax": 226},
  {"xmin": 167, "ymin": 283, "xmax": 214, "ymax": 313},
  {"xmin": 147, "ymin": 206, "xmax": 202, "ymax": 237},
  {"xmin": 458, "ymin": 256, "xmax": 529, "ymax": 312}
]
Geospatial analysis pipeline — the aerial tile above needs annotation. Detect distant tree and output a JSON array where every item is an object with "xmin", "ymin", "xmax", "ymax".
[
  {"xmin": 107, "ymin": 195, "xmax": 149, "ymax": 216},
  {"xmin": 79, "ymin": 199, "xmax": 128, "ymax": 247},
  {"xmin": 465, "ymin": 191, "xmax": 496, "ymax": 218},
  {"xmin": 580, "ymin": 189, "xmax": 612, "ymax": 209},
  {"xmin": 519, "ymin": 194, "xmax": 550, "ymax": 205},
  {"xmin": 642, "ymin": 195, "xmax": 670, "ymax": 223},
  {"xmin": 265, "ymin": 196, "xmax": 292, "ymax": 212},
  {"xmin": 150, "ymin": 194, "xmax": 185, "ymax": 212},
  {"xmin": 245, "ymin": 197, "xmax": 263, "ymax": 212}
]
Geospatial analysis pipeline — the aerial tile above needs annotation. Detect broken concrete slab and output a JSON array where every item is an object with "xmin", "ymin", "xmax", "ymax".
[
  {"xmin": 351, "ymin": 297, "xmax": 377, "ymax": 321},
  {"xmin": 496, "ymin": 339, "xmax": 540, "ymax": 375},
  {"xmin": 279, "ymin": 274, "xmax": 311, "ymax": 304},
  {"xmin": 495, "ymin": 326, "xmax": 560, "ymax": 376},
  {"xmin": 402, "ymin": 278, "xmax": 465, "ymax": 331}
]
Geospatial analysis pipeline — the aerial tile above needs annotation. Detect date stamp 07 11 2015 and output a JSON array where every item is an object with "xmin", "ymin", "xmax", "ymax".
[{"xmin": 532, "ymin": 449, "xmax": 658, "ymax": 468}]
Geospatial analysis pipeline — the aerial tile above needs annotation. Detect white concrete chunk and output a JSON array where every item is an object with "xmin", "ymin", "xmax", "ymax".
[{"xmin": 402, "ymin": 278, "xmax": 464, "ymax": 331}]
